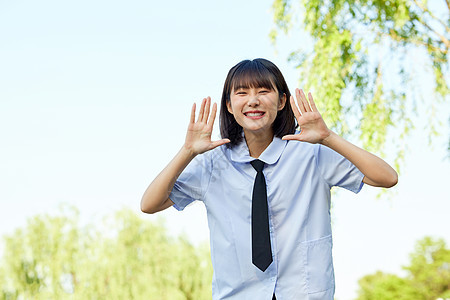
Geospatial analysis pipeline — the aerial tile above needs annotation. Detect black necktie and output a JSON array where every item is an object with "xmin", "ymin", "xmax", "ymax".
[{"xmin": 250, "ymin": 159, "xmax": 272, "ymax": 271}]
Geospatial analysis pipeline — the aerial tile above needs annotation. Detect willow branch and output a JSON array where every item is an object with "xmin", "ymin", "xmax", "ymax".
[
  {"xmin": 413, "ymin": 0, "xmax": 450, "ymax": 34},
  {"xmin": 387, "ymin": 29, "xmax": 448, "ymax": 55},
  {"xmin": 419, "ymin": 21, "xmax": 450, "ymax": 50},
  {"xmin": 373, "ymin": 61, "xmax": 383, "ymax": 100}
]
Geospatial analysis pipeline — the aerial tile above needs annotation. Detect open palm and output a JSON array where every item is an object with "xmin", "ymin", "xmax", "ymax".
[
  {"xmin": 184, "ymin": 97, "xmax": 230, "ymax": 155},
  {"xmin": 282, "ymin": 89, "xmax": 331, "ymax": 144}
]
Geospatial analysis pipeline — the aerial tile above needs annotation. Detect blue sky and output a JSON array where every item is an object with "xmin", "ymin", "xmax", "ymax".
[{"xmin": 1, "ymin": 0, "xmax": 449, "ymax": 299}]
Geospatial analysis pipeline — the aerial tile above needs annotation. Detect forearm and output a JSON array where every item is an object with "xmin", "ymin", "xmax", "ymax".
[
  {"xmin": 141, "ymin": 146, "xmax": 196, "ymax": 214},
  {"xmin": 321, "ymin": 131, "xmax": 398, "ymax": 188}
]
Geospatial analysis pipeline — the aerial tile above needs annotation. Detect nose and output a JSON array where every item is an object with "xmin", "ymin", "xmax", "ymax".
[{"xmin": 247, "ymin": 95, "xmax": 260, "ymax": 107}]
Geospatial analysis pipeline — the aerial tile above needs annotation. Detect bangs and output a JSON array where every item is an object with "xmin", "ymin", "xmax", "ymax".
[{"xmin": 230, "ymin": 60, "xmax": 277, "ymax": 92}]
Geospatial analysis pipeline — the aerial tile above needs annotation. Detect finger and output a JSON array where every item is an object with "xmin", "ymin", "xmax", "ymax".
[
  {"xmin": 281, "ymin": 134, "xmax": 302, "ymax": 141},
  {"xmin": 299, "ymin": 89, "xmax": 312, "ymax": 112},
  {"xmin": 197, "ymin": 98, "xmax": 206, "ymax": 123},
  {"xmin": 207, "ymin": 102, "xmax": 217, "ymax": 130},
  {"xmin": 308, "ymin": 92, "xmax": 318, "ymax": 112},
  {"xmin": 190, "ymin": 103, "xmax": 196, "ymax": 124},
  {"xmin": 210, "ymin": 138, "xmax": 231, "ymax": 150},
  {"xmin": 296, "ymin": 89, "xmax": 307, "ymax": 114},
  {"xmin": 290, "ymin": 95, "xmax": 302, "ymax": 120},
  {"xmin": 203, "ymin": 97, "xmax": 211, "ymax": 123}
]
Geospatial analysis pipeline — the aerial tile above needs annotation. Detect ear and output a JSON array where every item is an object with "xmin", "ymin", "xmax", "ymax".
[
  {"xmin": 278, "ymin": 93, "xmax": 287, "ymax": 111},
  {"xmin": 226, "ymin": 100, "xmax": 233, "ymax": 114}
]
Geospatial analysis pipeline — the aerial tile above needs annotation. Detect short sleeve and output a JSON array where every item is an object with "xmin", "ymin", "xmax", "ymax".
[
  {"xmin": 169, "ymin": 152, "xmax": 212, "ymax": 211},
  {"xmin": 315, "ymin": 144, "xmax": 364, "ymax": 193}
]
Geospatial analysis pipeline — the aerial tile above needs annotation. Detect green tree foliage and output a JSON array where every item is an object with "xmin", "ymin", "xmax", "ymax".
[
  {"xmin": 356, "ymin": 236, "xmax": 450, "ymax": 300},
  {"xmin": 271, "ymin": 0, "xmax": 449, "ymax": 166},
  {"xmin": 0, "ymin": 208, "xmax": 212, "ymax": 300}
]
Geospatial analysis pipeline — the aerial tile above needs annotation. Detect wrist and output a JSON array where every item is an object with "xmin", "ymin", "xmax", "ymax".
[
  {"xmin": 320, "ymin": 130, "xmax": 336, "ymax": 147},
  {"xmin": 180, "ymin": 144, "xmax": 197, "ymax": 160}
]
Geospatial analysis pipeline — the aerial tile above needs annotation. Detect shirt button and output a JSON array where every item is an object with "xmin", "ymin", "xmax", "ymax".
[{"xmin": 271, "ymin": 277, "xmax": 276, "ymax": 282}]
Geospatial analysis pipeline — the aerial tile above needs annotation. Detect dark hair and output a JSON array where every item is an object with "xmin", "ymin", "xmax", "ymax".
[{"xmin": 219, "ymin": 58, "xmax": 296, "ymax": 147}]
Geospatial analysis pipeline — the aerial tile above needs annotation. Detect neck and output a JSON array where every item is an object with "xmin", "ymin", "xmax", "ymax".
[{"xmin": 244, "ymin": 129, "xmax": 274, "ymax": 158}]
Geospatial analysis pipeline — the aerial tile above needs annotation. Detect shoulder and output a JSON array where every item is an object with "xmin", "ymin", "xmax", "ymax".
[
  {"xmin": 283, "ymin": 139, "xmax": 318, "ymax": 159},
  {"xmin": 195, "ymin": 144, "xmax": 230, "ymax": 168}
]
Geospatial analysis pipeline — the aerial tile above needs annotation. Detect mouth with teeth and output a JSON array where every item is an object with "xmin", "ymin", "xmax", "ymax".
[{"xmin": 244, "ymin": 111, "xmax": 265, "ymax": 119}]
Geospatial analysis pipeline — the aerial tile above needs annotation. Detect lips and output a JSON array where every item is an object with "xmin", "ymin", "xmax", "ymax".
[
  {"xmin": 244, "ymin": 111, "xmax": 265, "ymax": 116},
  {"xmin": 244, "ymin": 111, "xmax": 265, "ymax": 119}
]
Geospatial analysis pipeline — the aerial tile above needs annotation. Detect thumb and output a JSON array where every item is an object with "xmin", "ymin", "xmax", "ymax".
[
  {"xmin": 210, "ymin": 139, "xmax": 231, "ymax": 149},
  {"xmin": 282, "ymin": 134, "xmax": 303, "ymax": 141}
]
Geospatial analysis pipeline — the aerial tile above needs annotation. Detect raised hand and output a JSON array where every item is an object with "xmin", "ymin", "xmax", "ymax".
[
  {"xmin": 184, "ymin": 97, "xmax": 230, "ymax": 155},
  {"xmin": 282, "ymin": 88, "xmax": 331, "ymax": 144}
]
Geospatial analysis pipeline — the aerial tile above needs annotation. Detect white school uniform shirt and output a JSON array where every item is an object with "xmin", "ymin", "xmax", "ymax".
[{"xmin": 169, "ymin": 133, "xmax": 364, "ymax": 300}]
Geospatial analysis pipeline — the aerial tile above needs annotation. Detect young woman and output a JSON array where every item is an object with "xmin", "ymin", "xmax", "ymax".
[{"xmin": 141, "ymin": 58, "xmax": 398, "ymax": 300}]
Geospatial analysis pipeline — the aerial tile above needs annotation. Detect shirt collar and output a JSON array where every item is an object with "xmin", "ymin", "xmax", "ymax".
[{"xmin": 229, "ymin": 134, "xmax": 287, "ymax": 165}]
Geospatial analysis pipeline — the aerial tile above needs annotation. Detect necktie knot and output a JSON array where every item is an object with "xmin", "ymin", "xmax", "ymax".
[{"xmin": 251, "ymin": 159, "xmax": 264, "ymax": 172}]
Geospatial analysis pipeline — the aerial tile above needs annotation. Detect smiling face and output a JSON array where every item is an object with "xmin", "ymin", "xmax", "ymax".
[
  {"xmin": 227, "ymin": 85, "xmax": 286, "ymax": 137},
  {"xmin": 219, "ymin": 59, "xmax": 296, "ymax": 147}
]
